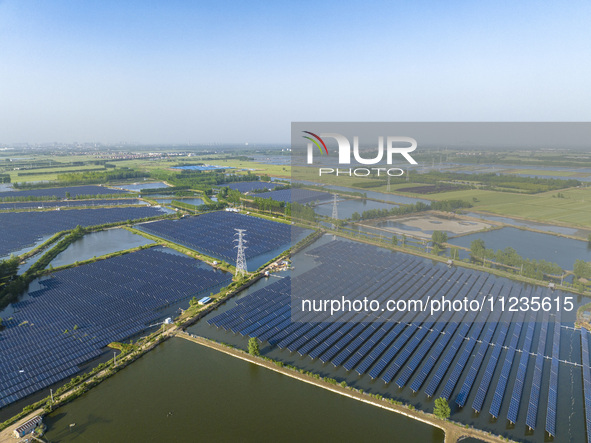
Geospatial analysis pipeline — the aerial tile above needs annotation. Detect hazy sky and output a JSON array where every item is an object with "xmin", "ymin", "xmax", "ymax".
[{"xmin": 1, "ymin": 0, "xmax": 590, "ymax": 144}]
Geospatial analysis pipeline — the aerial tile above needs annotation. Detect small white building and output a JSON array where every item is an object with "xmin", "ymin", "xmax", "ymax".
[{"xmin": 13, "ymin": 415, "xmax": 42, "ymax": 438}]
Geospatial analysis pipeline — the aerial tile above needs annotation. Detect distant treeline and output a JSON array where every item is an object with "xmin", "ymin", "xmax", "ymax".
[
  {"xmin": 0, "ymin": 174, "xmax": 10, "ymax": 183},
  {"xmin": 138, "ymin": 186, "xmax": 190, "ymax": 195},
  {"xmin": 188, "ymin": 155, "xmax": 254, "ymax": 162},
  {"xmin": 419, "ymin": 171, "xmax": 580, "ymax": 193},
  {"xmin": 447, "ymin": 153, "xmax": 591, "ymax": 168},
  {"xmin": 353, "ymin": 170, "xmax": 580, "ymax": 194},
  {"xmin": 16, "ymin": 167, "xmax": 107, "ymax": 176}
]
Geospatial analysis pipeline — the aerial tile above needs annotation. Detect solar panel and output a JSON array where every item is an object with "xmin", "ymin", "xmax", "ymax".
[
  {"xmin": 526, "ymin": 311, "xmax": 550, "ymax": 430},
  {"xmin": 0, "ymin": 198, "xmax": 142, "ymax": 210},
  {"xmin": 545, "ymin": 310, "xmax": 561, "ymax": 436},
  {"xmin": 138, "ymin": 211, "xmax": 305, "ymax": 265},
  {"xmin": 436, "ymin": 283, "xmax": 505, "ymax": 400},
  {"xmin": 0, "ymin": 185, "xmax": 129, "ymax": 200},
  {"xmin": 580, "ymin": 328, "xmax": 591, "ymax": 443},
  {"xmin": 507, "ymin": 308, "xmax": 538, "ymax": 423},
  {"xmin": 0, "ymin": 247, "xmax": 231, "ymax": 408},
  {"xmin": 0, "ymin": 206, "xmax": 166, "ymax": 257},
  {"xmin": 488, "ymin": 307, "xmax": 527, "ymax": 418}
]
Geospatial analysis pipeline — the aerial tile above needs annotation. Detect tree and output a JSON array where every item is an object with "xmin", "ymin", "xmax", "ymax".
[
  {"xmin": 351, "ymin": 211, "xmax": 361, "ymax": 222},
  {"xmin": 574, "ymin": 260, "xmax": 591, "ymax": 279},
  {"xmin": 434, "ymin": 397, "xmax": 450, "ymax": 420},
  {"xmin": 470, "ymin": 239, "xmax": 486, "ymax": 259},
  {"xmin": 391, "ymin": 236, "xmax": 398, "ymax": 246},
  {"xmin": 248, "ymin": 337, "xmax": 260, "ymax": 356},
  {"xmin": 431, "ymin": 230, "xmax": 448, "ymax": 246}
]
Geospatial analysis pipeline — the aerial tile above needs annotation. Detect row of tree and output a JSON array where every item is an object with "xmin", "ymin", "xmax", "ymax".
[
  {"xmin": 0, "ymin": 255, "xmax": 19, "ymax": 289},
  {"xmin": 470, "ymin": 239, "xmax": 563, "ymax": 278}
]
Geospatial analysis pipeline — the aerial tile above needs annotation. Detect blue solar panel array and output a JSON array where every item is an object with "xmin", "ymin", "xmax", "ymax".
[
  {"xmin": 488, "ymin": 299, "xmax": 530, "ymax": 418},
  {"xmin": 546, "ymin": 310, "xmax": 561, "ymax": 436},
  {"xmin": 206, "ymin": 239, "xmax": 573, "ymax": 439},
  {"xmin": 0, "ymin": 185, "xmax": 128, "ymax": 200},
  {"xmin": 0, "ymin": 199, "xmax": 143, "ymax": 211},
  {"xmin": 581, "ymin": 328, "xmax": 591, "ymax": 443},
  {"xmin": 254, "ymin": 189, "xmax": 332, "ymax": 204},
  {"xmin": 220, "ymin": 182, "xmax": 281, "ymax": 193},
  {"xmin": 507, "ymin": 310, "xmax": 537, "ymax": 424},
  {"xmin": 0, "ymin": 247, "xmax": 231, "ymax": 408},
  {"xmin": 0, "ymin": 206, "xmax": 166, "ymax": 257},
  {"xmin": 137, "ymin": 211, "xmax": 305, "ymax": 265},
  {"xmin": 526, "ymin": 311, "xmax": 550, "ymax": 430},
  {"xmin": 469, "ymin": 297, "xmax": 517, "ymax": 412}
]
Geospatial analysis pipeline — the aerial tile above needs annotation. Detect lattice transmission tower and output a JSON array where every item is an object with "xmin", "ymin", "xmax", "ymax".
[
  {"xmin": 387, "ymin": 175, "xmax": 391, "ymax": 192},
  {"xmin": 331, "ymin": 194, "xmax": 339, "ymax": 231},
  {"xmin": 234, "ymin": 229, "xmax": 247, "ymax": 277}
]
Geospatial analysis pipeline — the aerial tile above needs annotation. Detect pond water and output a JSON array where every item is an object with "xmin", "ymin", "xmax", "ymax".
[
  {"xmin": 115, "ymin": 182, "xmax": 170, "ymax": 192},
  {"xmin": 46, "ymin": 228, "xmax": 154, "ymax": 269},
  {"xmin": 314, "ymin": 198, "xmax": 399, "ymax": 219},
  {"xmin": 0, "ymin": 234, "xmax": 55, "ymax": 262},
  {"xmin": 448, "ymin": 227, "xmax": 591, "ymax": 271},
  {"xmin": 43, "ymin": 338, "xmax": 444, "ymax": 443},
  {"xmin": 464, "ymin": 212, "xmax": 588, "ymax": 237},
  {"xmin": 153, "ymin": 197, "xmax": 204, "ymax": 206},
  {"xmin": 292, "ymin": 180, "xmax": 432, "ymax": 206},
  {"xmin": 186, "ymin": 237, "xmax": 587, "ymax": 443}
]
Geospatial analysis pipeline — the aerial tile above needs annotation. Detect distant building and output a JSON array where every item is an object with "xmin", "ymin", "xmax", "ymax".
[
  {"xmin": 198, "ymin": 296, "xmax": 212, "ymax": 305},
  {"xmin": 13, "ymin": 415, "xmax": 42, "ymax": 438}
]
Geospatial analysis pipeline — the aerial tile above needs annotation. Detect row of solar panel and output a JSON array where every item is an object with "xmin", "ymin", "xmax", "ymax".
[
  {"xmin": 208, "ymin": 239, "xmax": 570, "ymax": 435},
  {"xmin": 0, "ymin": 206, "xmax": 166, "ymax": 257},
  {"xmin": 0, "ymin": 247, "xmax": 232, "ymax": 408},
  {"xmin": 138, "ymin": 211, "xmax": 304, "ymax": 264}
]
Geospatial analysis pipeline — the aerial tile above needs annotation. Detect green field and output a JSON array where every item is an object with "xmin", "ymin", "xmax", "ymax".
[
  {"xmin": 475, "ymin": 187, "xmax": 591, "ymax": 226},
  {"xmin": 6, "ymin": 165, "xmax": 108, "ymax": 183}
]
